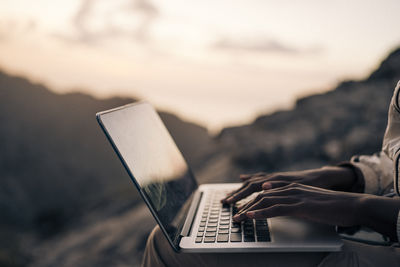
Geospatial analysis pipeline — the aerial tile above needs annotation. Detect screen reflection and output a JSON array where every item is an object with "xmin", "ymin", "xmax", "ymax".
[{"xmin": 99, "ymin": 103, "xmax": 197, "ymax": 242}]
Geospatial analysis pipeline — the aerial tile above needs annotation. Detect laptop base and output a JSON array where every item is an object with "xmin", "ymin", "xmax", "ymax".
[{"xmin": 180, "ymin": 184, "xmax": 343, "ymax": 253}]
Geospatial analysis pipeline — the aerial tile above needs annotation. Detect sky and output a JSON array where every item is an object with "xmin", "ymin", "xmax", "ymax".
[{"xmin": 1, "ymin": 0, "xmax": 400, "ymax": 133}]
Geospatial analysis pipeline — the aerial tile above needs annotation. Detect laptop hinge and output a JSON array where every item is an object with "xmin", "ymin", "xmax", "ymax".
[{"xmin": 180, "ymin": 190, "xmax": 203, "ymax": 237}]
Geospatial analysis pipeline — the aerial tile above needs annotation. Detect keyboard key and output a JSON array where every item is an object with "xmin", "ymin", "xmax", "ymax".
[
  {"xmin": 244, "ymin": 236, "xmax": 255, "ymax": 242},
  {"xmin": 230, "ymin": 233, "xmax": 242, "ymax": 242},
  {"xmin": 257, "ymin": 236, "xmax": 271, "ymax": 242},
  {"xmin": 218, "ymin": 229, "xmax": 229, "ymax": 234},
  {"xmin": 256, "ymin": 229, "xmax": 268, "ymax": 234},
  {"xmin": 257, "ymin": 229, "xmax": 270, "ymax": 236},
  {"xmin": 232, "ymin": 207, "xmax": 238, "ymax": 215},
  {"xmin": 244, "ymin": 230, "xmax": 254, "ymax": 236},
  {"xmin": 206, "ymin": 232, "xmax": 216, "ymax": 237},
  {"xmin": 244, "ymin": 225, "xmax": 254, "ymax": 231},
  {"xmin": 204, "ymin": 237, "xmax": 216, "ymax": 243},
  {"xmin": 197, "ymin": 191, "xmax": 271, "ymax": 245},
  {"xmin": 244, "ymin": 220, "xmax": 253, "ymax": 226},
  {"xmin": 217, "ymin": 234, "xmax": 229, "ymax": 242}
]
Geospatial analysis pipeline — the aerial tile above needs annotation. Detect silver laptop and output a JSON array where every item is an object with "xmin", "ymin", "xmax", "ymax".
[{"xmin": 96, "ymin": 102, "xmax": 343, "ymax": 253}]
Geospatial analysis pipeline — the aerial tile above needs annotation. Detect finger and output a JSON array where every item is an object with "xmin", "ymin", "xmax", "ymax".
[
  {"xmin": 262, "ymin": 181, "xmax": 289, "ymax": 190},
  {"xmin": 260, "ymin": 183, "xmax": 308, "ymax": 198},
  {"xmin": 232, "ymin": 210, "xmax": 250, "ymax": 221},
  {"xmin": 237, "ymin": 183, "xmax": 298, "ymax": 212},
  {"xmin": 237, "ymin": 193, "xmax": 263, "ymax": 212},
  {"xmin": 235, "ymin": 196, "xmax": 298, "ymax": 221},
  {"xmin": 222, "ymin": 177, "xmax": 265, "ymax": 203},
  {"xmin": 245, "ymin": 197, "xmax": 298, "ymax": 213},
  {"xmin": 246, "ymin": 204, "xmax": 300, "ymax": 220},
  {"xmin": 222, "ymin": 176, "xmax": 269, "ymax": 203},
  {"xmin": 239, "ymin": 174, "xmax": 253, "ymax": 181},
  {"xmin": 221, "ymin": 185, "xmax": 247, "ymax": 203},
  {"xmin": 221, "ymin": 182, "xmax": 249, "ymax": 203},
  {"xmin": 222, "ymin": 175, "xmax": 283, "ymax": 203},
  {"xmin": 239, "ymin": 183, "xmax": 308, "ymax": 211},
  {"xmin": 240, "ymin": 172, "xmax": 266, "ymax": 180},
  {"xmin": 234, "ymin": 197, "xmax": 265, "ymax": 221},
  {"xmin": 224, "ymin": 182, "xmax": 262, "ymax": 204}
]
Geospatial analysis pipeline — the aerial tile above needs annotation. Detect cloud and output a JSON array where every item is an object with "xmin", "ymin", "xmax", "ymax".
[
  {"xmin": 72, "ymin": 0, "xmax": 95, "ymax": 42},
  {"xmin": 213, "ymin": 37, "xmax": 323, "ymax": 55},
  {"xmin": 129, "ymin": 0, "xmax": 159, "ymax": 41},
  {"xmin": 54, "ymin": 0, "xmax": 159, "ymax": 44},
  {"xmin": 0, "ymin": 19, "xmax": 36, "ymax": 43}
]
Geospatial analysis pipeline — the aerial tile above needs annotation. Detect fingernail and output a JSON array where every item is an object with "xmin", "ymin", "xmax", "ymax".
[
  {"xmin": 246, "ymin": 211, "xmax": 255, "ymax": 218},
  {"xmin": 262, "ymin": 182, "xmax": 272, "ymax": 190}
]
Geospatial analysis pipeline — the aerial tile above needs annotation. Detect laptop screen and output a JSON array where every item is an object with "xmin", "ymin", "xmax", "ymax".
[{"xmin": 97, "ymin": 102, "xmax": 198, "ymax": 247}]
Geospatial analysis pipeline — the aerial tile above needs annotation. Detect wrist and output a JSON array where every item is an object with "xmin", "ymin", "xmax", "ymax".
[
  {"xmin": 319, "ymin": 166, "xmax": 357, "ymax": 191},
  {"xmin": 336, "ymin": 163, "xmax": 365, "ymax": 193},
  {"xmin": 358, "ymin": 196, "xmax": 400, "ymax": 240}
]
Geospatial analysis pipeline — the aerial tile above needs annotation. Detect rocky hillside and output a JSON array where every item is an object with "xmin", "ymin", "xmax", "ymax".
[
  {"xmin": 0, "ymin": 72, "xmax": 213, "ymax": 266},
  {"xmin": 197, "ymin": 48, "xmax": 400, "ymax": 183}
]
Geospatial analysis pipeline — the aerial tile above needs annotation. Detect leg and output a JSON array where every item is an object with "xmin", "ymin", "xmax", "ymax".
[
  {"xmin": 142, "ymin": 226, "xmax": 327, "ymax": 267},
  {"xmin": 319, "ymin": 239, "xmax": 400, "ymax": 267}
]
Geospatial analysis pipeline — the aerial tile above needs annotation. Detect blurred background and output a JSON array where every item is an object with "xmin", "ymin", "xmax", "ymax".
[{"xmin": 1, "ymin": 0, "xmax": 400, "ymax": 266}]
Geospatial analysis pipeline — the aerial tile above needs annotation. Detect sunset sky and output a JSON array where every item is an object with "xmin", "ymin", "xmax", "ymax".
[{"xmin": 1, "ymin": 0, "xmax": 400, "ymax": 133}]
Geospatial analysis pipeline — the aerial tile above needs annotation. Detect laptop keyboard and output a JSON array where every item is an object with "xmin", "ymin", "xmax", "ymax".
[{"xmin": 195, "ymin": 190, "xmax": 271, "ymax": 243}]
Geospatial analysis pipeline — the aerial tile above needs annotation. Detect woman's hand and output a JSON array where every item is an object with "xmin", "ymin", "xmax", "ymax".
[
  {"xmin": 221, "ymin": 166, "xmax": 357, "ymax": 204},
  {"xmin": 233, "ymin": 183, "xmax": 400, "ymax": 240},
  {"xmin": 233, "ymin": 183, "xmax": 364, "ymax": 227}
]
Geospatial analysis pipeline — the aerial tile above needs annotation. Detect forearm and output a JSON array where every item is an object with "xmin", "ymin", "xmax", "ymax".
[
  {"xmin": 316, "ymin": 166, "xmax": 358, "ymax": 192},
  {"xmin": 359, "ymin": 196, "xmax": 400, "ymax": 241}
]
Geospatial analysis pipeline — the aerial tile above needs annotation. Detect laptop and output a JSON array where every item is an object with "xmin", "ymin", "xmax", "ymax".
[{"xmin": 96, "ymin": 101, "xmax": 343, "ymax": 253}]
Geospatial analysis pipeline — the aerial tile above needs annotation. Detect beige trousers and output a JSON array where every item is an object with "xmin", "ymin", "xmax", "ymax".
[{"xmin": 142, "ymin": 226, "xmax": 400, "ymax": 267}]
